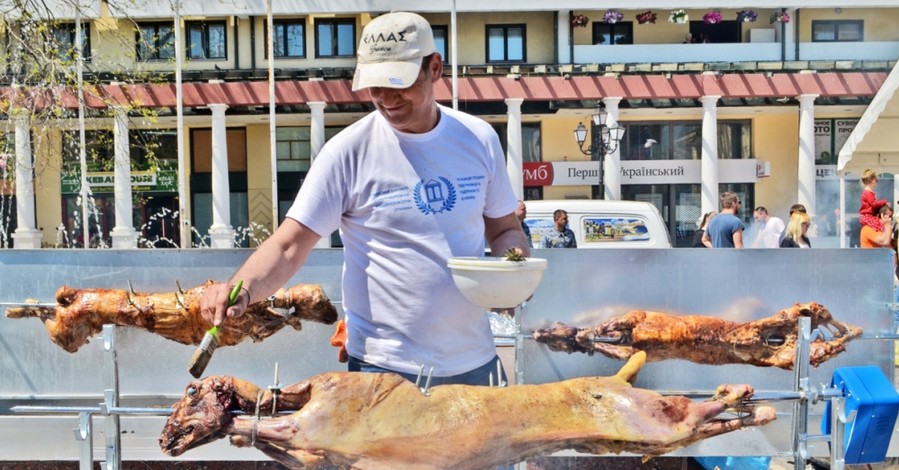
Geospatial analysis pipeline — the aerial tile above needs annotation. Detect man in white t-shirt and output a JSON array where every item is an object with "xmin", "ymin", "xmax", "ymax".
[
  {"xmin": 751, "ymin": 206, "xmax": 785, "ymax": 248},
  {"xmin": 201, "ymin": 12, "xmax": 529, "ymax": 386}
]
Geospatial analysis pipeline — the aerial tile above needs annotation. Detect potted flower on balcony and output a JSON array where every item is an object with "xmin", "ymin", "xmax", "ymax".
[
  {"xmin": 771, "ymin": 11, "xmax": 791, "ymax": 24},
  {"xmin": 736, "ymin": 10, "xmax": 758, "ymax": 22},
  {"xmin": 668, "ymin": 9, "xmax": 688, "ymax": 24},
  {"xmin": 603, "ymin": 10, "xmax": 624, "ymax": 24},
  {"xmin": 636, "ymin": 11, "xmax": 658, "ymax": 24},
  {"xmin": 703, "ymin": 10, "xmax": 723, "ymax": 25},
  {"xmin": 570, "ymin": 13, "xmax": 589, "ymax": 28}
]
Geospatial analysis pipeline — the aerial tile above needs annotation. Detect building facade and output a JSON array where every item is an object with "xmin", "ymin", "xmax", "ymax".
[{"xmin": 0, "ymin": 1, "xmax": 897, "ymax": 249}]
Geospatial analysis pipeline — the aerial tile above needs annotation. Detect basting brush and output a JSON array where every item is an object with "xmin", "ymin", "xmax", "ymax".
[{"xmin": 188, "ymin": 280, "xmax": 243, "ymax": 378}]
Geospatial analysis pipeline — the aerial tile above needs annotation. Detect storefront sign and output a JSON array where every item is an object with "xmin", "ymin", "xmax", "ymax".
[
  {"xmin": 816, "ymin": 164, "xmax": 858, "ymax": 180},
  {"xmin": 619, "ymin": 159, "xmax": 758, "ymax": 185},
  {"xmin": 523, "ymin": 161, "xmax": 600, "ymax": 186},
  {"xmin": 523, "ymin": 159, "xmax": 758, "ymax": 187},
  {"xmin": 815, "ymin": 119, "xmax": 858, "ymax": 164},
  {"xmin": 61, "ymin": 168, "xmax": 178, "ymax": 194}
]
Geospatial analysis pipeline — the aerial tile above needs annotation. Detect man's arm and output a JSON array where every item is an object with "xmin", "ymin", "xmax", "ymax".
[
  {"xmin": 733, "ymin": 229, "xmax": 744, "ymax": 248},
  {"xmin": 872, "ymin": 224, "xmax": 894, "ymax": 247},
  {"xmin": 200, "ymin": 218, "xmax": 321, "ymax": 326},
  {"xmin": 485, "ymin": 212, "xmax": 531, "ymax": 258}
]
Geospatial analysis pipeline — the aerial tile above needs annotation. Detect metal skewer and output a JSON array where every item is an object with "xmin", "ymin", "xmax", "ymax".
[{"xmin": 0, "ymin": 301, "xmax": 58, "ymax": 309}]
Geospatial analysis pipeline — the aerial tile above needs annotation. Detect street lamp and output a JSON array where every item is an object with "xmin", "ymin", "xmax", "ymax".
[{"xmin": 573, "ymin": 103, "xmax": 626, "ymax": 156}]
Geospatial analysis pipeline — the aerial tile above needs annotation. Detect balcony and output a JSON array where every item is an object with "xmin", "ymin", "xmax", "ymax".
[{"xmin": 573, "ymin": 41, "xmax": 899, "ymax": 65}]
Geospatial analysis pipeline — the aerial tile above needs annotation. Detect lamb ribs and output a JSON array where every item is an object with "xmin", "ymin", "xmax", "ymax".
[
  {"xmin": 533, "ymin": 302, "xmax": 862, "ymax": 369},
  {"xmin": 5, "ymin": 281, "xmax": 338, "ymax": 352}
]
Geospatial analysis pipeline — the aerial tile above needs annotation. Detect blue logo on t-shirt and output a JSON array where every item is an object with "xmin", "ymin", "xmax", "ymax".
[{"xmin": 414, "ymin": 177, "xmax": 456, "ymax": 214}]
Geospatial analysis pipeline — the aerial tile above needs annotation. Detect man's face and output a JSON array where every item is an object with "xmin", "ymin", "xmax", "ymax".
[
  {"xmin": 367, "ymin": 55, "xmax": 442, "ymax": 134},
  {"xmin": 754, "ymin": 210, "xmax": 767, "ymax": 222}
]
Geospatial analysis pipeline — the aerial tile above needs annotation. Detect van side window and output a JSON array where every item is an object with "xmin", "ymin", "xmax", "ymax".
[
  {"xmin": 583, "ymin": 217, "xmax": 650, "ymax": 243},
  {"xmin": 523, "ymin": 218, "xmax": 553, "ymax": 248}
]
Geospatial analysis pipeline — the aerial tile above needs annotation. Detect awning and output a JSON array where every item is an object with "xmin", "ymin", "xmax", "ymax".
[
  {"xmin": 837, "ymin": 61, "xmax": 899, "ymax": 175},
  {"xmin": 0, "ymin": 71, "xmax": 887, "ymax": 110}
]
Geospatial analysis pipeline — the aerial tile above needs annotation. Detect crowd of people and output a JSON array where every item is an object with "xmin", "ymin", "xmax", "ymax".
[{"xmin": 700, "ymin": 167, "xmax": 896, "ymax": 253}]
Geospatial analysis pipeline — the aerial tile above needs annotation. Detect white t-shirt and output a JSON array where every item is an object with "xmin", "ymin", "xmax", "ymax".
[
  {"xmin": 753, "ymin": 216, "xmax": 785, "ymax": 248},
  {"xmin": 286, "ymin": 105, "xmax": 518, "ymax": 376}
]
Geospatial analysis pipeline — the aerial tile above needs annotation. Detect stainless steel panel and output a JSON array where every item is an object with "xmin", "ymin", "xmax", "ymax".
[
  {"xmin": 519, "ymin": 248, "xmax": 895, "ymax": 456},
  {"xmin": 1, "ymin": 248, "xmax": 895, "ymax": 460},
  {"xmin": 0, "ymin": 249, "xmax": 346, "ymax": 399}
]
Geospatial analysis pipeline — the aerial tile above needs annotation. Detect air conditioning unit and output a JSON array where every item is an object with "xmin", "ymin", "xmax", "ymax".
[{"xmin": 756, "ymin": 160, "xmax": 771, "ymax": 178}]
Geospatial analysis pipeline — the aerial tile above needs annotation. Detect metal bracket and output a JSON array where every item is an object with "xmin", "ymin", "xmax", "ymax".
[
  {"xmin": 268, "ymin": 362, "xmax": 282, "ymax": 417},
  {"xmin": 415, "ymin": 364, "xmax": 434, "ymax": 397}
]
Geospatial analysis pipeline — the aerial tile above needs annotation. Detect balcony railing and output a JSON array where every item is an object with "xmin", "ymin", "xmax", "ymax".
[{"xmin": 573, "ymin": 41, "xmax": 899, "ymax": 65}]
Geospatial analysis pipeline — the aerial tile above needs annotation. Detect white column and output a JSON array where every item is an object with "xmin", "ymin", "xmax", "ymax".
[
  {"xmin": 557, "ymin": 10, "xmax": 571, "ymax": 64},
  {"xmin": 11, "ymin": 112, "xmax": 42, "ymax": 248},
  {"xmin": 110, "ymin": 107, "xmax": 138, "ymax": 248},
  {"xmin": 308, "ymin": 101, "xmax": 326, "ymax": 162},
  {"xmin": 797, "ymin": 94, "xmax": 818, "ymax": 220},
  {"xmin": 781, "ymin": 8, "xmax": 797, "ymax": 60},
  {"xmin": 308, "ymin": 101, "xmax": 330, "ymax": 248},
  {"xmin": 603, "ymin": 97, "xmax": 622, "ymax": 201},
  {"xmin": 505, "ymin": 98, "xmax": 524, "ymax": 200},
  {"xmin": 700, "ymin": 96, "xmax": 721, "ymax": 215},
  {"xmin": 208, "ymin": 103, "xmax": 235, "ymax": 248}
]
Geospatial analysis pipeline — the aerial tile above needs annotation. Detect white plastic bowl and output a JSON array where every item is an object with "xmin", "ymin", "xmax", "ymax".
[{"xmin": 447, "ymin": 257, "xmax": 548, "ymax": 309}]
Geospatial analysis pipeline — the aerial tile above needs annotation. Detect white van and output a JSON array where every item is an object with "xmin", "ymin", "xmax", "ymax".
[{"xmin": 524, "ymin": 200, "xmax": 672, "ymax": 249}]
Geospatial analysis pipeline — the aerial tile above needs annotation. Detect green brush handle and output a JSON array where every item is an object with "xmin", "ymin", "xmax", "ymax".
[{"xmin": 228, "ymin": 280, "xmax": 244, "ymax": 306}]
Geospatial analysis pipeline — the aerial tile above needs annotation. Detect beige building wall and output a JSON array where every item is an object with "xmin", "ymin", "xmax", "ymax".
[
  {"xmin": 751, "ymin": 113, "xmax": 799, "ymax": 218},
  {"xmin": 33, "ymin": 128, "xmax": 63, "ymax": 247},
  {"xmin": 424, "ymin": 12, "xmax": 555, "ymax": 65}
]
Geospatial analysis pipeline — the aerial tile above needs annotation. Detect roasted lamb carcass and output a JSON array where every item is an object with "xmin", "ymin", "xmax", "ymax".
[
  {"xmin": 5, "ymin": 281, "xmax": 337, "ymax": 352},
  {"xmin": 533, "ymin": 302, "xmax": 862, "ymax": 370},
  {"xmin": 160, "ymin": 351, "xmax": 776, "ymax": 469}
]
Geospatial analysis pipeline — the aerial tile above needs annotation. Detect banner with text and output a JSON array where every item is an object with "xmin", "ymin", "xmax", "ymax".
[
  {"xmin": 525, "ymin": 160, "xmax": 760, "ymax": 186},
  {"xmin": 523, "ymin": 161, "xmax": 600, "ymax": 186}
]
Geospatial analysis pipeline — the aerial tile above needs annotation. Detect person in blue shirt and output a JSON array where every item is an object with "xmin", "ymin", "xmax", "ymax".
[
  {"xmin": 543, "ymin": 209, "xmax": 577, "ymax": 248},
  {"xmin": 702, "ymin": 192, "xmax": 745, "ymax": 248}
]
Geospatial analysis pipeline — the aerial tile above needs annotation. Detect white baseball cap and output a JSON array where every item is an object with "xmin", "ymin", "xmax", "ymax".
[{"xmin": 352, "ymin": 12, "xmax": 436, "ymax": 91}]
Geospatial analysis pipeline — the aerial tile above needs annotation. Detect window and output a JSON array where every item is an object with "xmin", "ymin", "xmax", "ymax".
[
  {"xmin": 592, "ymin": 22, "xmax": 633, "ymax": 45},
  {"xmin": 136, "ymin": 23, "xmax": 174, "ymax": 61},
  {"xmin": 432, "ymin": 25, "xmax": 448, "ymax": 61},
  {"xmin": 62, "ymin": 130, "xmax": 113, "ymax": 170},
  {"xmin": 315, "ymin": 19, "xmax": 355, "ymax": 58},
  {"xmin": 490, "ymin": 122, "xmax": 541, "ymax": 163},
  {"xmin": 812, "ymin": 20, "xmax": 863, "ymax": 42},
  {"xmin": 186, "ymin": 21, "xmax": 226, "ymax": 60},
  {"xmin": 486, "ymin": 24, "xmax": 525, "ymax": 62},
  {"xmin": 688, "ymin": 21, "xmax": 741, "ymax": 43},
  {"xmin": 621, "ymin": 121, "xmax": 751, "ymax": 160},
  {"xmin": 52, "ymin": 23, "xmax": 91, "ymax": 61},
  {"xmin": 272, "ymin": 20, "xmax": 305, "ymax": 58},
  {"xmin": 275, "ymin": 126, "xmax": 341, "ymax": 172}
]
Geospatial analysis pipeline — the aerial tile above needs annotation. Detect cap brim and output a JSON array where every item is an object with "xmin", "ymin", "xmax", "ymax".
[{"xmin": 352, "ymin": 59, "xmax": 422, "ymax": 91}]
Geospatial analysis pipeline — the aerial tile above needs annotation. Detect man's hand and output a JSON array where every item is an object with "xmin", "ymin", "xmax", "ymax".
[{"xmin": 200, "ymin": 281, "xmax": 250, "ymax": 327}]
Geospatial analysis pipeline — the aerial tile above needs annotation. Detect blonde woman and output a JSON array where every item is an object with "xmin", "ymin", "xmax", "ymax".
[{"xmin": 780, "ymin": 211, "xmax": 811, "ymax": 248}]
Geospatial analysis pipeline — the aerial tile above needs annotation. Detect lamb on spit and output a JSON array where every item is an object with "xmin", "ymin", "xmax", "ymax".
[
  {"xmin": 160, "ymin": 351, "xmax": 776, "ymax": 469},
  {"xmin": 533, "ymin": 302, "xmax": 862, "ymax": 370},
  {"xmin": 5, "ymin": 281, "xmax": 338, "ymax": 353}
]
